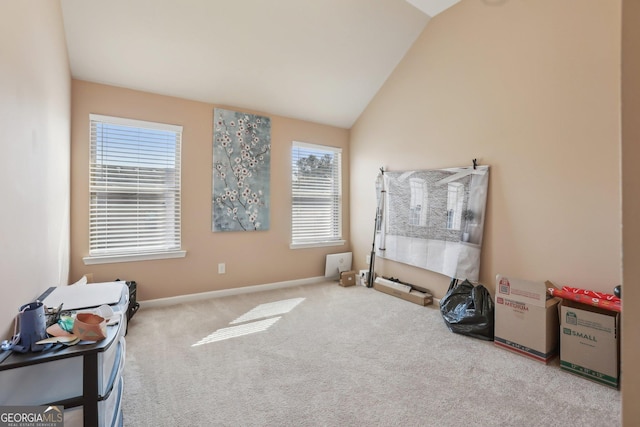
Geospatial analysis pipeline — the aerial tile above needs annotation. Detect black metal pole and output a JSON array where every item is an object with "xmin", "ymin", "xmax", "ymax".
[
  {"xmin": 367, "ymin": 169, "xmax": 384, "ymax": 287},
  {"xmin": 367, "ymin": 211, "xmax": 378, "ymax": 288}
]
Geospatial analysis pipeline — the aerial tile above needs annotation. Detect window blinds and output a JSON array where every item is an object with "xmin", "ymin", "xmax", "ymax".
[
  {"xmin": 89, "ymin": 114, "xmax": 182, "ymax": 256},
  {"xmin": 291, "ymin": 141, "xmax": 342, "ymax": 245}
]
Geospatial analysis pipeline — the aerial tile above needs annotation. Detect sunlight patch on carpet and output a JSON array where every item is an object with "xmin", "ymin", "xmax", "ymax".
[
  {"xmin": 230, "ymin": 297, "xmax": 305, "ymax": 325},
  {"xmin": 192, "ymin": 297, "xmax": 306, "ymax": 347},
  {"xmin": 192, "ymin": 317, "xmax": 281, "ymax": 346}
]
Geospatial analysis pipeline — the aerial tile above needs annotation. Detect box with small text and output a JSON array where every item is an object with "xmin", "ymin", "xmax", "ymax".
[{"xmin": 560, "ymin": 299, "xmax": 620, "ymax": 388}]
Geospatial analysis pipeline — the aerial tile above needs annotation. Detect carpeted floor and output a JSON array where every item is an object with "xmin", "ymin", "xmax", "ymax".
[{"xmin": 122, "ymin": 282, "xmax": 620, "ymax": 426}]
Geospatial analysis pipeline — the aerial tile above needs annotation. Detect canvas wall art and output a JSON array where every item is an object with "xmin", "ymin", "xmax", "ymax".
[
  {"xmin": 212, "ymin": 108, "xmax": 271, "ymax": 232},
  {"xmin": 376, "ymin": 165, "xmax": 489, "ymax": 281}
]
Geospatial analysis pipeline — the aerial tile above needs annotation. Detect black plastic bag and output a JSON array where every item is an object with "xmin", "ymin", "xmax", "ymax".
[{"xmin": 439, "ymin": 278, "xmax": 494, "ymax": 341}]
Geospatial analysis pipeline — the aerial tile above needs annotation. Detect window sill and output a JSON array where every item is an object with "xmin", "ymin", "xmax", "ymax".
[
  {"xmin": 290, "ymin": 240, "xmax": 346, "ymax": 250},
  {"xmin": 83, "ymin": 250, "xmax": 187, "ymax": 265}
]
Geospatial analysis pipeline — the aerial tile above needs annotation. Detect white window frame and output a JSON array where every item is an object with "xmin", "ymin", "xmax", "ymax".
[
  {"xmin": 290, "ymin": 141, "xmax": 345, "ymax": 249},
  {"xmin": 409, "ymin": 178, "xmax": 428, "ymax": 227},
  {"xmin": 83, "ymin": 114, "xmax": 186, "ymax": 265},
  {"xmin": 446, "ymin": 182, "xmax": 465, "ymax": 231}
]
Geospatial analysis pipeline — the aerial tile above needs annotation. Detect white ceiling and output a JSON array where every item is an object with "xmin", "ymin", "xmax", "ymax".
[{"xmin": 60, "ymin": 0, "xmax": 458, "ymax": 128}]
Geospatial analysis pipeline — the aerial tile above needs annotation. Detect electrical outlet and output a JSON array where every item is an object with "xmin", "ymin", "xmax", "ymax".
[
  {"xmin": 218, "ymin": 263, "xmax": 226, "ymax": 274},
  {"xmin": 366, "ymin": 254, "xmax": 371, "ymax": 265}
]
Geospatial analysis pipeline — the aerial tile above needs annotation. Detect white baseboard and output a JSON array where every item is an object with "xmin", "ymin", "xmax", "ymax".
[{"xmin": 140, "ymin": 276, "xmax": 328, "ymax": 309}]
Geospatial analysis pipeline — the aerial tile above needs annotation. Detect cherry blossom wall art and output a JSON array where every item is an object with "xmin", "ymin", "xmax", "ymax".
[{"xmin": 212, "ymin": 108, "xmax": 271, "ymax": 232}]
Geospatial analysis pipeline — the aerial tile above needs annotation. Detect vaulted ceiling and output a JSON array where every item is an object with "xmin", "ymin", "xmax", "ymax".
[{"xmin": 60, "ymin": 0, "xmax": 459, "ymax": 128}]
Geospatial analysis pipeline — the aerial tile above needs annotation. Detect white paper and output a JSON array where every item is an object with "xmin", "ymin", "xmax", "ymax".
[{"xmin": 42, "ymin": 281, "xmax": 125, "ymax": 310}]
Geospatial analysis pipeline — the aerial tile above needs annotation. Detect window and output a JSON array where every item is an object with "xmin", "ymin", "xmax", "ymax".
[
  {"xmin": 446, "ymin": 182, "xmax": 465, "ymax": 230},
  {"xmin": 84, "ymin": 114, "xmax": 185, "ymax": 264},
  {"xmin": 409, "ymin": 178, "xmax": 428, "ymax": 226},
  {"xmin": 291, "ymin": 141, "xmax": 343, "ymax": 248}
]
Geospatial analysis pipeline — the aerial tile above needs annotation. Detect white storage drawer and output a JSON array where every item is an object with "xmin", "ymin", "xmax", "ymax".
[
  {"xmin": 0, "ymin": 330, "xmax": 126, "ymax": 404},
  {"xmin": 100, "ymin": 336, "xmax": 126, "ymax": 397},
  {"xmin": 64, "ymin": 375, "xmax": 124, "ymax": 427},
  {"xmin": 0, "ymin": 356, "xmax": 83, "ymax": 404}
]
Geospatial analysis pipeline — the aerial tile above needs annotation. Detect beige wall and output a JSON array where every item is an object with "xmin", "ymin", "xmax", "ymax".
[
  {"xmin": 70, "ymin": 80, "xmax": 350, "ymax": 301},
  {"xmin": 350, "ymin": 0, "xmax": 621, "ymax": 298},
  {"xmin": 352, "ymin": 0, "xmax": 628, "ymax": 419},
  {"xmin": 621, "ymin": 0, "xmax": 639, "ymax": 422},
  {"xmin": 0, "ymin": 1, "xmax": 71, "ymax": 339}
]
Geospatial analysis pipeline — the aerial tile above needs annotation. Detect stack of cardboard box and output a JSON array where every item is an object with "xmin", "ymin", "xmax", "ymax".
[{"xmin": 494, "ymin": 275, "xmax": 620, "ymax": 388}]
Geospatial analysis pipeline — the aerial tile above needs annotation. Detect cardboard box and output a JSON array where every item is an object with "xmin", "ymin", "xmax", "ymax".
[
  {"xmin": 373, "ymin": 277, "xmax": 433, "ymax": 306},
  {"xmin": 560, "ymin": 299, "xmax": 620, "ymax": 388},
  {"xmin": 494, "ymin": 275, "xmax": 560, "ymax": 363},
  {"xmin": 339, "ymin": 270, "xmax": 356, "ymax": 287}
]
